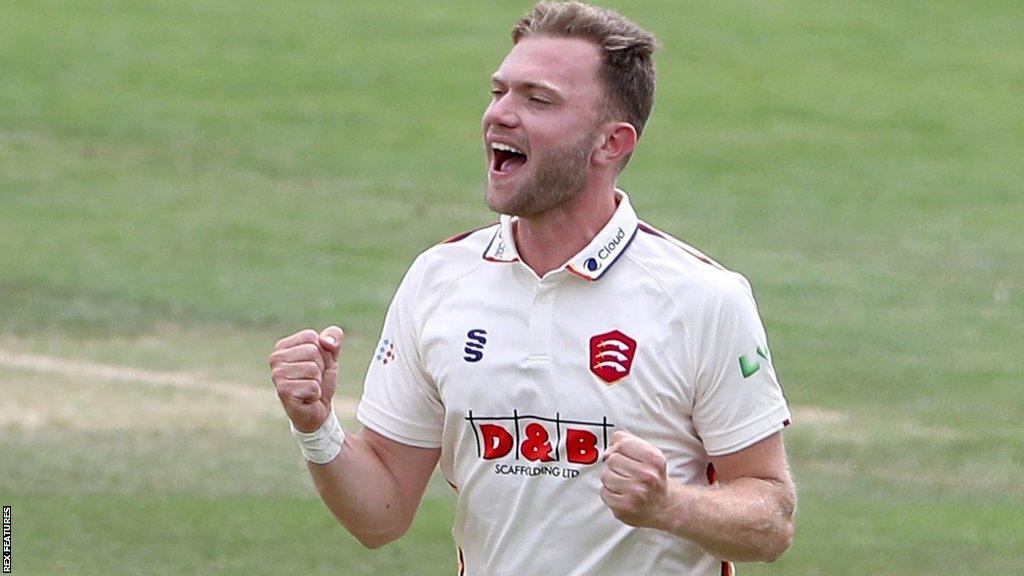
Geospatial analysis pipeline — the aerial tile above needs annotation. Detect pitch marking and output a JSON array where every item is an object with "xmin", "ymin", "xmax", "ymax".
[{"xmin": 0, "ymin": 348, "xmax": 358, "ymax": 416}]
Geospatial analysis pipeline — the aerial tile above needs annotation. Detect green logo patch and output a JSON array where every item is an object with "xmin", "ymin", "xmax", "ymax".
[{"xmin": 738, "ymin": 346, "xmax": 769, "ymax": 378}]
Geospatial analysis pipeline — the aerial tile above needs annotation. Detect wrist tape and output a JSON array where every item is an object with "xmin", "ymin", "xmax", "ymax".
[{"xmin": 290, "ymin": 408, "xmax": 345, "ymax": 464}]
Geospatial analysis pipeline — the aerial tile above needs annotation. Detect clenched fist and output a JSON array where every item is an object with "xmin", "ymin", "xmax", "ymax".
[
  {"xmin": 600, "ymin": 430, "xmax": 672, "ymax": 529},
  {"xmin": 269, "ymin": 326, "xmax": 344, "ymax": 432}
]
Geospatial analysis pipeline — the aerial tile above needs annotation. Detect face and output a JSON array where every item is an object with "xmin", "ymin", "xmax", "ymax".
[{"xmin": 482, "ymin": 36, "xmax": 606, "ymax": 217}]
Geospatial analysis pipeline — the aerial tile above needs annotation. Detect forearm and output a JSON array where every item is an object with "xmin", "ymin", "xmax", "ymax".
[
  {"xmin": 271, "ymin": 328, "xmax": 437, "ymax": 548},
  {"xmin": 306, "ymin": 433, "xmax": 413, "ymax": 548},
  {"xmin": 658, "ymin": 476, "xmax": 796, "ymax": 562}
]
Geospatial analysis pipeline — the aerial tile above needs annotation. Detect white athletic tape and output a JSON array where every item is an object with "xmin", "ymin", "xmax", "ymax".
[{"xmin": 290, "ymin": 408, "xmax": 345, "ymax": 464}]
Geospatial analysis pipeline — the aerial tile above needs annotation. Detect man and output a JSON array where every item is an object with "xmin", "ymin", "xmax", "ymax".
[{"xmin": 270, "ymin": 2, "xmax": 795, "ymax": 574}]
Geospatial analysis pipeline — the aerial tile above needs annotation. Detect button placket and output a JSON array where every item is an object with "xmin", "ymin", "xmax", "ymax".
[{"xmin": 526, "ymin": 280, "xmax": 556, "ymax": 362}]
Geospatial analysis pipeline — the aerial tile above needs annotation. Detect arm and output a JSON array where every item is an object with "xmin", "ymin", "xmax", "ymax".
[
  {"xmin": 270, "ymin": 326, "xmax": 440, "ymax": 548},
  {"xmin": 308, "ymin": 427, "xmax": 440, "ymax": 549},
  {"xmin": 600, "ymin": 431, "xmax": 796, "ymax": 562},
  {"xmin": 667, "ymin": 432, "xmax": 795, "ymax": 561}
]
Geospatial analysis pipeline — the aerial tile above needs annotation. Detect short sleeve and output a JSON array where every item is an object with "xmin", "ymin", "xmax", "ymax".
[
  {"xmin": 692, "ymin": 274, "xmax": 791, "ymax": 457},
  {"xmin": 356, "ymin": 257, "xmax": 445, "ymax": 448}
]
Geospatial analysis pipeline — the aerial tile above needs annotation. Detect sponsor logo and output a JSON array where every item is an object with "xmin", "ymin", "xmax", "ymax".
[
  {"xmin": 738, "ymin": 345, "xmax": 769, "ymax": 378},
  {"xmin": 589, "ymin": 329, "xmax": 637, "ymax": 385},
  {"xmin": 463, "ymin": 329, "xmax": 487, "ymax": 363},
  {"xmin": 375, "ymin": 337, "xmax": 396, "ymax": 366},
  {"xmin": 465, "ymin": 410, "xmax": 613, "ymax": 479},
  {"xmin": 493, "ymin": 240, "xmax": 508, "ymax": 259},
  {"xmin": 487, "ymin": 225, "xmax": 511, "ymax": 261},
  {"xmin": 583, "ymin": 227, "xmax": 626, "ymax": 273}
]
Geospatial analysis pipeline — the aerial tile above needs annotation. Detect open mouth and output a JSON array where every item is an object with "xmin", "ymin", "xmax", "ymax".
[{"xmin": 491, "ymin": 142, "xmax": 528, "ymax": 175}]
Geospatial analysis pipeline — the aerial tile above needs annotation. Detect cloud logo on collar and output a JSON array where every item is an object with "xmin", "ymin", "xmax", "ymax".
[{"xmin": 585, "ymin": 227, "xmax": 626, "ymax": 272}]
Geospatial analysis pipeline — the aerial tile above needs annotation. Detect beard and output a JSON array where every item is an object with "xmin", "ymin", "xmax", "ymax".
[{"xmin": 485, "ymin": 129, "xmax": 594, "ymax": 217}]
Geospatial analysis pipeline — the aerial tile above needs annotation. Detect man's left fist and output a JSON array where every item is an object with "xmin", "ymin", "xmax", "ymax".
[{"xmin": 600, "ymin": 430, "xmax": 670, "ymax": 528}]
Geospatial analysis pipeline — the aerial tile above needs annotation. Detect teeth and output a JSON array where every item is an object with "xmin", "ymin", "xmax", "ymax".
[{"xmin": 491, "ymin": 142, "xmax": 525, "ymax": 155}]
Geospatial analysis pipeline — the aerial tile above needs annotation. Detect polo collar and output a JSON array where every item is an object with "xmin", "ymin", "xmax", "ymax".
[
  {"xmin": 482, "ymin": 189, "xmax": 639, "ymax": 281},
  {"xmin": 482, "ymin": 214, "xmax": 521, "ymax": 263}
]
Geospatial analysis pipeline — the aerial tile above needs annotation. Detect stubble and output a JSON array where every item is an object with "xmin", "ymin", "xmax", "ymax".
[{"xmin": 486, "ymin": 129, "xmax": 595, "ymax": 218}]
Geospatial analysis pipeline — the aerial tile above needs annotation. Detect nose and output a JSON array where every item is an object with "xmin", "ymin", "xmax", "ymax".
[{"xmin": 482, "ymin": 94, "xmax": 520, "ymax": 130}]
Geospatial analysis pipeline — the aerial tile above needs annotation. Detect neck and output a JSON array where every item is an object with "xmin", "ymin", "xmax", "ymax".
[{"xmin": 513, "ymin": 183, "xmax": 618, "ymax": 277}]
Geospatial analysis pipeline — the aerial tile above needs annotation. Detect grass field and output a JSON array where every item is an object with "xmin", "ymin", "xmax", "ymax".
[{"xmin": 2, "ymin": 0, "xmax": 1022, "ymax": 574}]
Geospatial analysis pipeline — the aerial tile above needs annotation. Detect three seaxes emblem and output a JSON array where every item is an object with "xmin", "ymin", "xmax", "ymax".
[{"xmin": 589, "ymin": 330, "xmax": 637, "ymax": 385}]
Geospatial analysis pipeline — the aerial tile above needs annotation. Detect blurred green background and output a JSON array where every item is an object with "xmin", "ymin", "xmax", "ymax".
[{"xmin": 1, "ymin": 0, "xmax": 1022, "ymax": 574}]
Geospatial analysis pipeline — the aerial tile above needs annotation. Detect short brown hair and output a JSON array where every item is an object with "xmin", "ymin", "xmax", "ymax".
[{"xmin": 512, "ymin": 1, "xmax": 659, "ymax": 138}]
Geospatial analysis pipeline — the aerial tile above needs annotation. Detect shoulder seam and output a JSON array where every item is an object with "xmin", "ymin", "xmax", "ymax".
[
  {"xmin": 438, "ymin": 222, "xmax": 499, "ymax": 246},
  {"xmin": 623, "ymin": 251, "xmax": 699, "ymax": 393},
  {"xmin": 637, "ymin": 221, "xmax": 725, "ymax": 270},
  {"xmin": 413, "ymin": 257, "xmax": 490, "ymax": 353}
]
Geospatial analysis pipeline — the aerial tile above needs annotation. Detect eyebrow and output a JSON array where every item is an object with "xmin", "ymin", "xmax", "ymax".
[{"xmin": 490, "ymin": 74, "xmax": 564, "ymax": 98}]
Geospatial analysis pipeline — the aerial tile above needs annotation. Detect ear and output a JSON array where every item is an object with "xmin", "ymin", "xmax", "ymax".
[{"xmin": 592, "ymin": 122, "xmax": 638, "ymax": 168}]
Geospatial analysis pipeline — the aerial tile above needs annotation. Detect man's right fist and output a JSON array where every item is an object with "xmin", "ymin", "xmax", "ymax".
[{"xmin": 270, "ymin": 326, "xmax": 344, "ymax": 432}]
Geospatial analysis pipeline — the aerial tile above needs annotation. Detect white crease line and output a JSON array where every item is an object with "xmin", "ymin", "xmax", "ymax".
[
  {"xmin": 1, "ymin": 348, "xmax": 841, "ymax": 426},
  {"xmin": 790, "ymin": 405, "xmax": 848, "ymax": 425},
  {"xmin": 0, "ymin": 348, "xmax": 358, "ymax": 416}
]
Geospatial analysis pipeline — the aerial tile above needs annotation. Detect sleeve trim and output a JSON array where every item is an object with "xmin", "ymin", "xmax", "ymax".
[
  {"xmin": 702, "ymin": 404, "xmax": 792, "ymax": 457},
  {"xmin": 356, "ymin": 398, "xmax": 443, "ymax": 449}
]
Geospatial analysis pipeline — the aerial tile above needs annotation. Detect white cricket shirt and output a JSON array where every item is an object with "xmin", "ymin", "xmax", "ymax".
[{"xmin": 357, "ymin": 191, "xmax": 791, "ymax": 576}]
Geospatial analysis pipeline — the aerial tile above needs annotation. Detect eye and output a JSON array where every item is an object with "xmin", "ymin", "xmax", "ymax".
[
  {"xmin": 529, "ymin": 97, "xmax": 550, "ymax": 104},
  {"xmin": 491, "ymin": 89, "xmax": 505, "ymax": 97}
]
